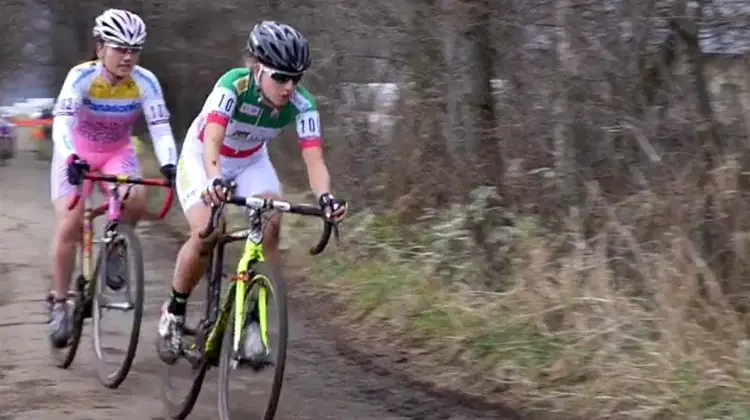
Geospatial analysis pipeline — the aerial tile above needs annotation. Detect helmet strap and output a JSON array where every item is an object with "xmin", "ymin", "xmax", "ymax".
[{"xmin": 252, "ymin": 66, "xmax": 265, "ymax": 102}]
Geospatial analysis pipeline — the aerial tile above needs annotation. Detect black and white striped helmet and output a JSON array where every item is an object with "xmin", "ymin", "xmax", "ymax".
[{"xmin": 92, "ymin": 9, "xmax": 147, "ymax": 47}]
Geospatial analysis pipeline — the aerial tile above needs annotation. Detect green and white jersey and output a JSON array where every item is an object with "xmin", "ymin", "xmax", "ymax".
[{"xmin": 185, "ymin": 67, "xmax": 322, "ymax": 157}]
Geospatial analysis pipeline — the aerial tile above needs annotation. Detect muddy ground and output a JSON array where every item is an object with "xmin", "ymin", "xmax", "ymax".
[{"xmin": 0, "ymin": 152, "xmax": 515, "ymax": 420}]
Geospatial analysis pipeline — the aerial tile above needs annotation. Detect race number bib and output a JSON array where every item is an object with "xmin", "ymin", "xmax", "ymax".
[
  {"xmin": 296, "ymin": 111, "xmax": 321, "ymax": 139},
  {"xmin": 205, "ymin": 87, "xmax": 238, "ymax": 118},
  {"xmin": 143, "ymin": 99, "xmax": 170, "ymax": 125}
]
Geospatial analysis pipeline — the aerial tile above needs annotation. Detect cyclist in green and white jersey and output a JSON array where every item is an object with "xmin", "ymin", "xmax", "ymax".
[{"xmin": 156, "ymin": 21, "xmax": 348, "ymax": 365}]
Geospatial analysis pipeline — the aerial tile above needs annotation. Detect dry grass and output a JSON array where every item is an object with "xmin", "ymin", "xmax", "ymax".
[{"xmin": 286, "ymin": 168, "xmax": 750, "ymax": 420}]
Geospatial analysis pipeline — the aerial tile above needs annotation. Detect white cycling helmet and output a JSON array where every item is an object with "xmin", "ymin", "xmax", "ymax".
[{"xmin": 92, "ymin": 9, "xmax": 147, "ymax": 47}]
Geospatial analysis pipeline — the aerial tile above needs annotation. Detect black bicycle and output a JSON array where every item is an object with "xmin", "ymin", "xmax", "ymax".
[{"xmin": 162, "ymin": 184, "xmax": 343, "ymax": 420}]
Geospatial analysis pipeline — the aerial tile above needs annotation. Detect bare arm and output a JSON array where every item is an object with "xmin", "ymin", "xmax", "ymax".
[
  {"xmin": 202, "ymin": 122, "xmax": 225, "ymax": 179},
  {"xmin": 199, "ymin": 80, "xmax": 239, "ymax": 179},
  {"xmin": 295, "ymin": 108, "xmax": 331, "ymax": 198},
  {"xmin": 302, "ymin": 146, "xmax": 331, "ymax": 198}
]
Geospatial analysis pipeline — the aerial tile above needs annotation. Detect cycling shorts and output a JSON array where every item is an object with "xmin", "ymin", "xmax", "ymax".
[
  {"xmin": 50, "ymin": 141, "xmax": 141, "ymax": 201},
  {"xmin": 176, "ymin": 137, "xmax": 282, "ymax": 213}
]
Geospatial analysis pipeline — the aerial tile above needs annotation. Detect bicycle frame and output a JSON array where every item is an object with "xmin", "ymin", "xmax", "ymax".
[
  {"xmin": 67, "ymin": 173, "xmax": 174, "ymax": 285},
  {"xmin": 203, "ymin": 210, "xmax": 267, "ymax": 359},
  {"xmin": 197, "ymin": 193, "xmax": 339, "ymax": 363}
]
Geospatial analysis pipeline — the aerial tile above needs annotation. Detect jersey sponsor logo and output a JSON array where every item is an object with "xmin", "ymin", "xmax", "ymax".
[
  {"xmin": 225, "ymin": 123, "xmax": 281, "ymax": 141},
  {"xmin": 239, "ymin": 103, "xmax": 261, "ymax": 116},
  {"xmin": 229, "ymin": 129, "xmax": 272, "ymax": 144},
  {"xmin": 83, "ymin": 98, "xmax": 139, "ymax": 113},
  {"xmin": 231, "ymin": 129, "xmax": 253, "ymax": 139},
  {"xmin": 233, "ymin": 76, "xmax": 250, "ymax": 94},
  {"xmin": 290, "ymin": 90, "xmax": 312, "ymax": 112}
]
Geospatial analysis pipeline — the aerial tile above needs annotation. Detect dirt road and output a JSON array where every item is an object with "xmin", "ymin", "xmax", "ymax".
[{"xmin": 0, "ymin": 153, "xmax": 510, "ymax": 420}]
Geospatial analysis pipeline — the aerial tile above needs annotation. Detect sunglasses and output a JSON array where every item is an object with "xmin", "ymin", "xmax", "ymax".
[
  {"xmin": 106, "ymin": 43, "xmax": 142, "ymax": 55},
  {"xmin": 261, "ymin": 64, "xmax": 303, "ymax": 84}
]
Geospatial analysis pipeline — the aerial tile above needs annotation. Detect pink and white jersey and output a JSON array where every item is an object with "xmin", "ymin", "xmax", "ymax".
[{"xmin": 52, "ymin": 61, "xmax": 177, "ymax": 166}]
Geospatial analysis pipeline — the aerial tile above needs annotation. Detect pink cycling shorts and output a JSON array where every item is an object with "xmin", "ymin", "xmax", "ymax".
[{"xmin": 50, "ymin": 140, "xmax": 141, "ymax": 201}]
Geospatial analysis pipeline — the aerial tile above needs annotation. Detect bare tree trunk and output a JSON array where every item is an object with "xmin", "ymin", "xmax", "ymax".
[
  {"xmin": 671, "ymin": 0, "xmax": 728, "ymax": 290},
  {"xmin": 553, "ymin": 0, "xmax": 578, "ymax": 204},
  {"xmin": 463, "ymin": 0, "xmax": 502, "ymax": 190}
]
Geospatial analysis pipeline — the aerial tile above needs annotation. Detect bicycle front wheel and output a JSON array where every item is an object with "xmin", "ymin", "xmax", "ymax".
[
  {"xmin": 91, "ymin": 223, "xmax": 145, "ymax": 388},
  {"xmin": 217, "ymin": 261, "xmax": 288, "ymax": 420}
]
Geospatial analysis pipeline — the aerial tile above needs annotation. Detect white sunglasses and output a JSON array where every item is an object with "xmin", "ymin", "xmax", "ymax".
[{"xmin": 105, "ymin": 43, "xmax": 143, "ymax": 54}]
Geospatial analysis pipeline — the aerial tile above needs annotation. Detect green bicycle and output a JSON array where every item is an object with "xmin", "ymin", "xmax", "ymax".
[{"xmin": 161, "ymin": 184, "xmax": 343, "ymax": 420}]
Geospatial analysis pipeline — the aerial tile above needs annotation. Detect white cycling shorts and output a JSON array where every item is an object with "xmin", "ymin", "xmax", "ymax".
[{"xmin": 175, "ymin": 139, "xmax": 282, "ymax": 213}]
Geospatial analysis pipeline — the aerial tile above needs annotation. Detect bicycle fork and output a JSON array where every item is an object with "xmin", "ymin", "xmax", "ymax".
[{"xmin": 231, "ymin": 237, "xmax": 270, "ymax": 365}]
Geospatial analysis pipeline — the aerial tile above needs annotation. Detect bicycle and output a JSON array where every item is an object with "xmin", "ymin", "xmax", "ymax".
[
  {"xmin": 49, "ymin": 172, "xmax": 174, "ymax": 389},
  {"xmin": 162, "ymin": 184, "xmax": 343, "ymax": 420}
]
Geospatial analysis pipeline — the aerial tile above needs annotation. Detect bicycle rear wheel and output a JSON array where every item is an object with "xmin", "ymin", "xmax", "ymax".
[
  {"xmin": 92, "ymin": 224, "xmax": 144, "ymax": 388},
  {"xmin": 162, "ymin": 243, "xmax": 225, "ymax": 419},
  {"xmin": 217, "ymin": 261, "xmax": 288, "ymax": 420}
]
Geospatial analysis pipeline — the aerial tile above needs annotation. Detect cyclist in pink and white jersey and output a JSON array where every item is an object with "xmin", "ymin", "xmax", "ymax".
[{"xmin": 48, "ymin": 8, "xmax": 178, "ymax": 348}]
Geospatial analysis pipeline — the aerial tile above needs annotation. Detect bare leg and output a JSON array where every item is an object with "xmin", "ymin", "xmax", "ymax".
[{"xmin": 51, "ymin": 196, "xmax": 84, "ymax": 298}]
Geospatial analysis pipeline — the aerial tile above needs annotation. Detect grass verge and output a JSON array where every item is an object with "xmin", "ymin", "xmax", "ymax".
[{"xmin": 283, "ymin": 184, "xmax": 750, "ymax": 420}]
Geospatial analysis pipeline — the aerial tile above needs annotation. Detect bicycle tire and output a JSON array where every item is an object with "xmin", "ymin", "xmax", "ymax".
[
  {"xmin": 92, "ymin": 224, "xmax": 145, "ymax": 389},
  {"xmin": 217, "ymin": 261, "xmax": 288, "ymax": 420},
  {"xmin": 49, "ymin": 273, "xmax": 87, "ymax": 368},
  {"xmin": 162, "ymin": 242, "xmax": 225, "ymax": 419}
]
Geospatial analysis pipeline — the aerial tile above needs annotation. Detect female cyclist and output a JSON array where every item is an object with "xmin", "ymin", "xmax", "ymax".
[
  {"xmin": 156, "ymin": 21, "xmax": 347, "ymax": 364},
  {"xmin": 49, "ymin": 8, "xmax": 178, "ymax": 348}
]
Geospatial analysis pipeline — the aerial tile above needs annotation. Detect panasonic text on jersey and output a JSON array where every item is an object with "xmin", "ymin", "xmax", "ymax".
[{"xmin": 83, "ymin": 98, "xmax": 139, "ymax": 113}]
